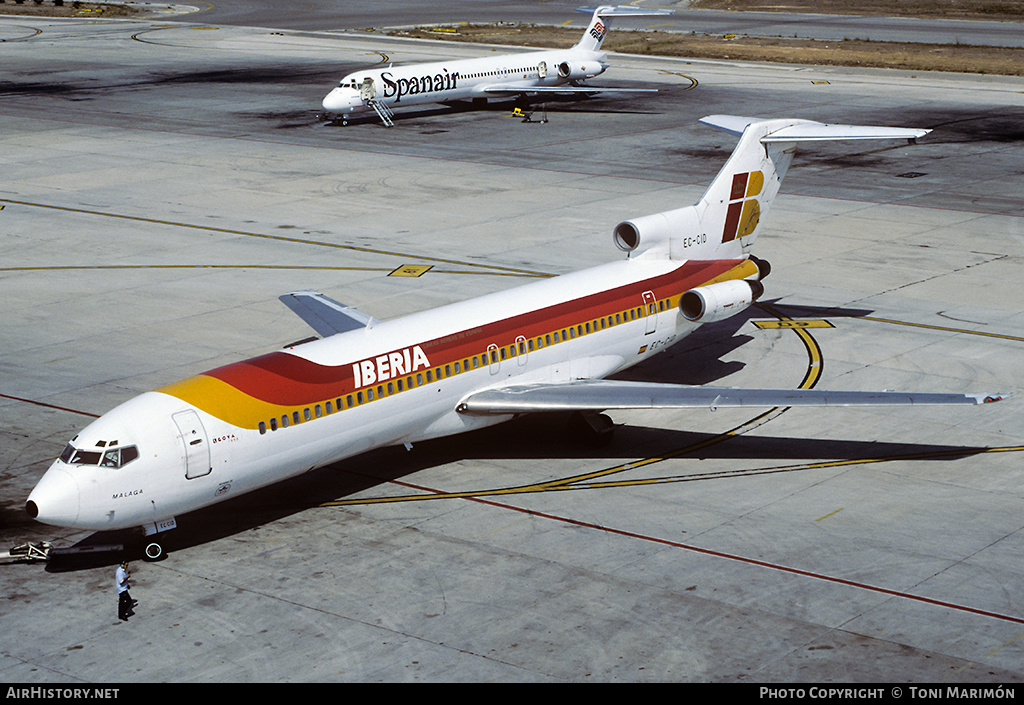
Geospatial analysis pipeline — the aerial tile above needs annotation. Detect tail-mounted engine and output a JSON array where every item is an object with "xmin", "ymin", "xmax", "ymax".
[
  {"xmin": 679, "ymin": 279, "xmax": 764, "ymax": 323},
  {"xmin": 558, "ymin": 60, "xmax": 604, "ymax": 80},
  {"xmin": 613, "ymin": 206, "xmax": 701, "ymax": 259}
]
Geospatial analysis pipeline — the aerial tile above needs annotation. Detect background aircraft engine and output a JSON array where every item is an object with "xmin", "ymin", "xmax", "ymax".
[
  {"xmin": 680, "ymin": 279, "xmax": 764, "ymax": 323},
  {"xmin": 557, "ymin": 60, "xmax": 602, "ymax": 80}
]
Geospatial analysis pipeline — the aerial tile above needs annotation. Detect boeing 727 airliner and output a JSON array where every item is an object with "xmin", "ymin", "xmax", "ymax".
[
  {"xmin": 321, "ymin": 5, "xmax": 673, "ymax": 125},
  {"xmin": 26, "ymin": 115, "xmax": 1004, "ymax": 560}
]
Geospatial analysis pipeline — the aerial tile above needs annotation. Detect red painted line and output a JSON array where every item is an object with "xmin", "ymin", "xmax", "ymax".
[
  {"xmin": 383, "ymin": 477, "xmax": 1024, "ymax": 627},
  {"xmin": 0, "ymin": 392, "xmax": 99, "ymax": 418}
]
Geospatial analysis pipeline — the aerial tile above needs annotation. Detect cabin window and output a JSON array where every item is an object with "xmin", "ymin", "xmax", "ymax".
[
  {"xmin": 585, "ymin": 322, "xmax": 591, "ymax": 334},
  {"xmin": 281, "ymin": 415, "xmax": 289, "ymax": 428},
  {"xmin": 500, "ymin": 347, "xmax": 507, "ymax": 360},
  {"xmin": 367, "ymin": 388, "xmax": 375, "ymax": 401},
  {"xmin": 397, "ymin": 378, "xmax": 404, "ymax": 392},
  {"xmin": 293, "ymin": 411, "xmax": 301, "ymax": 425},
  {"xmin": 356, "ymin": 392, "xmax": 364, "ymax": 405},
  {"xmin": 326, "ymin": 401, "xmax": 333, "ymax": 414},
  {"xmin": 528, "ymin": 339, "xmax": 535, "ymax": 352},
  {"xmin": 616, "ymin": 313, "xmax": 621, "ymax": 325},
  {"xmin": 259, "ymin": 421, "xmax": 267, "ymax": 435},
  {"xmin": 426, "ymin": 370, "xmax": 433, "ymax": 383},
  {"xmin": 315, "ymin": 405, "xmax": 322, "ymax": 418},
  {"xmin": 387, "ymin": 382, "xmax": 394, "ymax": 395},
  {"xmin": 445, "ymin": 364, "xmax": 451, "ymax": 377},
  {"xmin": 303, "ymin": 408, "xmax": 311, "ymax": 422},
  {"xmin": 270, "ymin": 418, "xmax": 278, "ymax": 431},
  {"xmin": 518, "ymin": 341, "xmax": 526, "ymax": 354},
  {"xmin": 417, "ymin": 373, "xmax": 424, "ymax": 386},
  {"xmin": 569, "ymin": 327, "xmax": 575, "ymax": 339}
]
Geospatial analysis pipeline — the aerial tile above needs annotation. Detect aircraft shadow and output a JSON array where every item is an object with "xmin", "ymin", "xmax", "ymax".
[
  {"xmin": 47, "ymin": 298, "xmax": 990, "ymax": 570},
  {"xmin": 47, "ymin": 421, "xmax": 988, "ymax": 572},
  {"xmin": 323, "ymin": 93, "xmax": 660, "ymax": 127}
]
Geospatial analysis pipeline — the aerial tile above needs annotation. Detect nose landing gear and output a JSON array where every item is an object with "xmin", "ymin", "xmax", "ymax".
[{"xmin": 140, "ymin": 517, "xmax": 176, "ymax": 561}]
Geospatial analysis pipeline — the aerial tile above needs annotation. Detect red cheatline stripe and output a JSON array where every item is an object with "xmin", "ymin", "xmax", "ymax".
[{"xmin": 201, "ymin": 259, "xmax": 744, "ymax": 405}]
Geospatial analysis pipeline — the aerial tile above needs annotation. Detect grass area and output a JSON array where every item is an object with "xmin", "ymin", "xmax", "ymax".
[
  {"xmin": 0, "ymin": 1, "xmax": 137, "ymax": 18},
  {"xmin": 389, "ymin": 22, "xmax": 1024, "ymax": 77},
  {"xmin": 690, "ymin": 0, "xmax": 1024, "ymax": 21}
]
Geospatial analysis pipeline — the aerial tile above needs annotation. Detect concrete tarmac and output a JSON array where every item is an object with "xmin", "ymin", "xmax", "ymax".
[{"xmin": 1, "ymin": 14, "xmax": 1023, "ymax": 683}]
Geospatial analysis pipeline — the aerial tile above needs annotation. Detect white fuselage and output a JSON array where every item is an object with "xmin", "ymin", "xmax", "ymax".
[
  {"xmin": 321, "ymin": 48, "xmax": 607, "ymax": 116},
  {"xmin": 26, "ymin": 255, "xmax": 751, "ymax": 533}
]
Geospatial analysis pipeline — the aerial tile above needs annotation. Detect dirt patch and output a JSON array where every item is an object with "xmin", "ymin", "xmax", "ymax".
[
  {"xmin": 689, "ymin": 0, "xmax": 1024, "ymax": 21},
  {"xmin": 0, "ymin": 1, "xmax": 137, "ymax": 18},
  {"xmin": 388, "ymin": 24, "xmax": 1024, "ymax": 77}
]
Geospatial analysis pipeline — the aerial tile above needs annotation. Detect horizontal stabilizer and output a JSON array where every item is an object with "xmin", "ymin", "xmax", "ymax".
[
  {"xmin": 699, "ymin": 114, "xmax": 931, "ymax": 142},
  {"xmin": 456, "ymin": 380, "xmax": 1003, "ymax": 415},
  {"xmin": 279, "ymin": 290, "xmax": 379, "ymax": 337}
]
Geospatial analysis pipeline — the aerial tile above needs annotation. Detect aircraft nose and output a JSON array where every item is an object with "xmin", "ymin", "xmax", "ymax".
[
  {"xmin": 26, "ymin": 466, "xmax": 80, "ymax": 527},
  {"xmin": 322, "ymin": 88, "xmax": 350, "ymax": 112}
]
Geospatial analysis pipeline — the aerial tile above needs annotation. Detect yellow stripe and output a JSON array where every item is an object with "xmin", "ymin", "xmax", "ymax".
[
  {"xmin": 157, "ymin": 376, "xmax": 291, "ymax": 430},
  {"xmin": 705, "ymin": 259, "xmax": 760, "ymax": 285}
]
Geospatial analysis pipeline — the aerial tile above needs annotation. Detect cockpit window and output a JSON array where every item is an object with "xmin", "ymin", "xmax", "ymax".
[
  {"xmin": 59, "ymin": 443, "xmax": 75, "ymax": 464},
  {"xmin": 60, "ymin": 443, "xmax": 139, "ymax": 468},
  {"xmin": 70, "ymin": 449, "xmax": 101, "ymax": 465}
]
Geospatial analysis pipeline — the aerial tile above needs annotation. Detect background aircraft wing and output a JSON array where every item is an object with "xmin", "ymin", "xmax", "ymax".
[
  {"xmin": 279, "ymin": 290, "xmax": 379, "ymax": 337},
  {"xmin": 456, "ymin": 380, "xmax": 1003, "ymax": 415}
]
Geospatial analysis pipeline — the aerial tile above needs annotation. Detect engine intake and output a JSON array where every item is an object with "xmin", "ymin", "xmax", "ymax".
[
  {"xmin": 612, "ymin": 207, "xmax": 701, "ymax": 258},
  {"xmin": 680, "ymin": 279, "xmax": 764, "ymax": 323},
  {"xmin": 557, "ymin": 60, "xmax": 602, "ymax": 80}
]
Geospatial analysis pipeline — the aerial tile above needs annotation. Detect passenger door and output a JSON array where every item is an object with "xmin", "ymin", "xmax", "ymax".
[{"xmin": 172, "ymin": 410, "xmax": 211, "ymax": 480}]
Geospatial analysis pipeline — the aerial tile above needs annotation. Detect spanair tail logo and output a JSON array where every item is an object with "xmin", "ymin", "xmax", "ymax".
[
  {"xmin": 590, "ymin": 20, "xmax": 607, "ymax": 43},
  {"xmin": 722, "ymin": 170, "xmax": 764, "ymax": 243}
]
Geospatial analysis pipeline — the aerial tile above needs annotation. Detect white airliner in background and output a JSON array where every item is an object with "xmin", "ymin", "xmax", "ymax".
[
  {"xmin": 26, "ymin": 115, "xmax": 1004, "ymax": 560},
  {"xmin": 321, "ymin": 5, "xmax": 673, "ymax": 125}
]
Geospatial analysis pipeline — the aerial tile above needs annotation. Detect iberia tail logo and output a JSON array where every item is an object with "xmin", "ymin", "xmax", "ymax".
[{"xmin": 722, "ymin": 170, "xmax": 764, "ymax": 243}]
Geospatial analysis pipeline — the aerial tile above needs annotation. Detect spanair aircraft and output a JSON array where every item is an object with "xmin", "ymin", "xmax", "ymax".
[
  {"xmin": 26, "ymin": 115, "xmax": 1005, "ymax": 561},
  {"xmin": 320, "ymin": 5, "xmax": 673, "ymax": 125}
]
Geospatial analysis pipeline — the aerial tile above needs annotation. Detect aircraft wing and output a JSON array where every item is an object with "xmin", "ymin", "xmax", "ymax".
[
  {"xmin": 279, "ymin": 290, "xmax": 379, "ymax": 337},
  {"xmin": 456, "ymin": 380, "xmax": 1003, "ymax": 415},
  {"xmin": 479, "ymin": 84, "xmax": 659, "ymax": 95}
]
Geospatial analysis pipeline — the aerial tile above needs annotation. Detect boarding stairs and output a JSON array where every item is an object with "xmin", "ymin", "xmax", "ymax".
[{"xmin": 367, "ymin": 98, "xmax": 394, "ymax": 127}]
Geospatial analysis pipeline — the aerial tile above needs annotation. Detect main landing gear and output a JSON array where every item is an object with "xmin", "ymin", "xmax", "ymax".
[{"xmin": 567, "ymin": 411, "xmax": 615, "ymax": 446}]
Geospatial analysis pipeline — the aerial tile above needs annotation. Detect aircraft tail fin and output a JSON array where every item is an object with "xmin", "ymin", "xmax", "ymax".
[
  {"xmin": 572, "ymin": 5, "xmax": 674, "ymax": 53},
  {"xmin": 613, "ymin": 116, "xmax": 931, "ymax": 261}
]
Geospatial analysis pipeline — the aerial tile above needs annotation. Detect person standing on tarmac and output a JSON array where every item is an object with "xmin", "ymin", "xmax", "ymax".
[{"xmin": 116, "ymin": 561, "xmax": 135, "ymax": 621}]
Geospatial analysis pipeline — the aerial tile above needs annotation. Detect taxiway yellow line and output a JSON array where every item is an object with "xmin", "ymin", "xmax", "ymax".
[
  {"xmin": 0, "ymin": 198, "xmax": 552, "ymax": 279},
  {"xmin": 858, "ymin": 314, "xmax": 1024, "ymax": 343}
]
